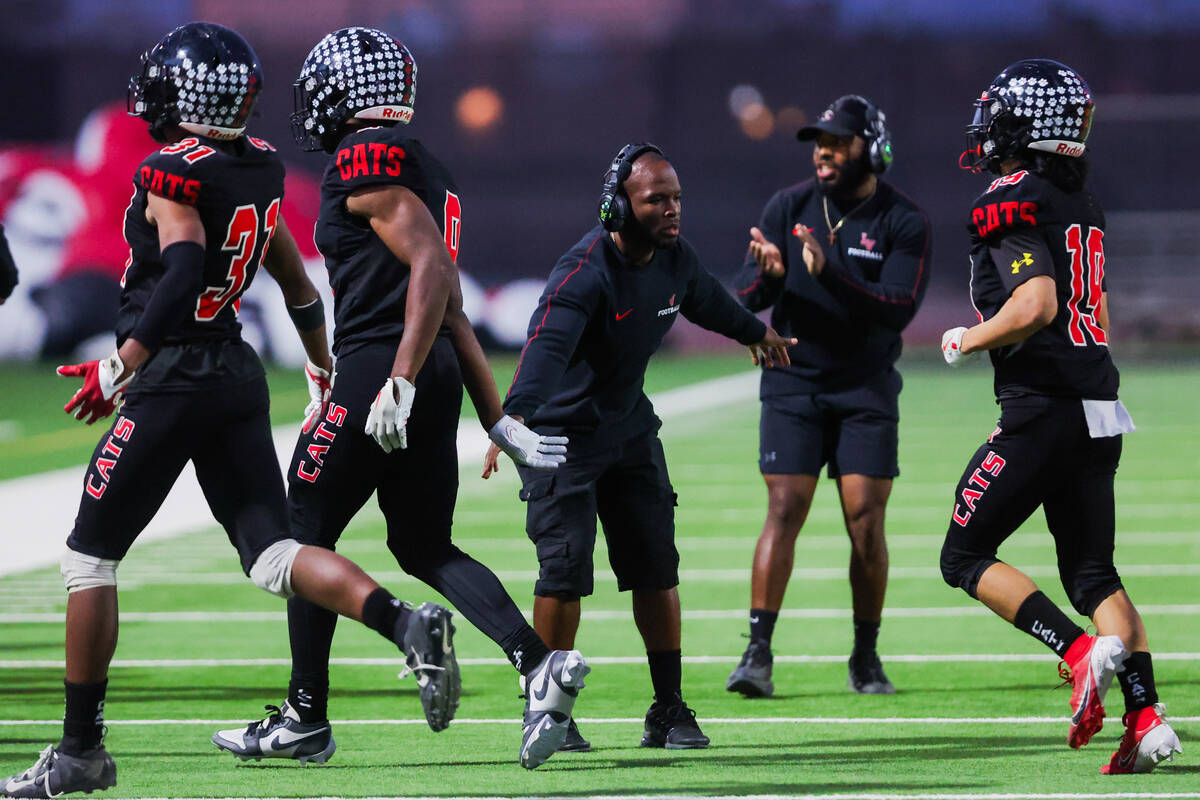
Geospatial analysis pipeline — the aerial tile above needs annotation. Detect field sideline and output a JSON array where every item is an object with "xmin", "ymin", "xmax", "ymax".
[{"xmin": 0, "ymin": 354, "xmax": 1197, "ymax": 798}]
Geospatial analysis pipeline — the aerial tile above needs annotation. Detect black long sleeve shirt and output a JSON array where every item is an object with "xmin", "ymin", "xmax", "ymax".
[
  {"xmin": 732, "ymin": 179, "xmax": 931, "ymax": 395},
  {"xmin": 504, "ymin": 226, "xmax": 766, "ymax": 451}
]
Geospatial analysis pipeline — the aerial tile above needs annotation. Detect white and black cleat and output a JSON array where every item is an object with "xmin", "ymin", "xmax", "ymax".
[
  {"xmin": 398, "ymin": 601, "xmax": 460, "ymax": 732},
  {"xmin": 520, "ymin": 649, "xmax": 590, "ymax": 769},
  {"xmin": 0, "ymin": 744, "xmax": 116, "ymax": 797},
  {"xmin": 211, "ymin": 701, "xmax": 335, "ymax": 765}
]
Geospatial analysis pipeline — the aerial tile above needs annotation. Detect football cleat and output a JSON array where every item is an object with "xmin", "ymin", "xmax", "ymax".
[
  {"xmin": 520, "ymin": 649, "xmax": 590, "ymax": 769},
  {"xmin": 0, "ymin": 744, "xmax": 116, "ymax": 797},
  {"xmin": 1101, "ymin": 703, "xmax": 1182, "ymax": 774},
  {"xmin": 641, "ymin": 696, "xmax": 710, "ymax": 749},
  {"xmin": 397, "ymin": 602, "xmax": 460, "ymax": 732},
  {"xmin": 848, "ymin": 651, "xmax": 896, "ymax": 695},
  {"xmin": 1060, "ymin": 633, "xmax": 1128, "ymax": 749},
  {"xmin": 211, "ymin": 701, "xmax": 335, "ymax": 765},
  {"xmin": 726, "ymin": 640, "xmax": 775, "ymax": 698},
  {"xmin": 559, "ymin": 718, "xmax": 591, "ymax": 753}
]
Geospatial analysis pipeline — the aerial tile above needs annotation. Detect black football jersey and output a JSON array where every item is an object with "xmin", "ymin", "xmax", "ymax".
[
  {"xmin": 967, "ymin": 169, "xmax": 1118, "ymax": 400},
  {"xmin": 117, "ymin": 135, "xmax": 285, "ymax": 391},
  {"xmin": 313, "ymin": 126, "xmax": 461, "ymax": 356}
]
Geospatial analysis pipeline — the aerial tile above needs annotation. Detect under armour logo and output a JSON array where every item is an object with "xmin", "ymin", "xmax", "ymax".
[{"xmin": 1011, "ymin": 252, "xmax": 1035, "ymax": 274}]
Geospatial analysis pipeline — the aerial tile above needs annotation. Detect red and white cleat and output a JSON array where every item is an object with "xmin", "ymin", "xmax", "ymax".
[
  {"xmin": 1101, "ymin": 703, "xmax": 1182, "ymax": 774},
  {"xmin": 1059, "ymin": 633, "xmax": 1128, "ymax": 749}
]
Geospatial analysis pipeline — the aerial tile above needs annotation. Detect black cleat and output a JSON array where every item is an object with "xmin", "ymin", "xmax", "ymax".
[
  {"xmin": 398, "ymin": 601, "xmax": 461, "ymax": 732},
  {"xmin": 726, "ymin": 639, "xmax": 774, "ymax": 697},
  {"xmin": 641, "ymin": 697, "xmax": 710, "ymax": 749},
  {"xmin": 211, "ymin": 701, "xmax": 335, "ymax": 765},
  {"xmin": 847, "ymin": 651, "xmax": 896, "ymax": 694},
  {"xmin": 0, "ymin": 744, "xmax": 116, "ymax": 797},
  {"xmin": 558, "ymin": 717, "xmax": 591, "ymax": 752}
]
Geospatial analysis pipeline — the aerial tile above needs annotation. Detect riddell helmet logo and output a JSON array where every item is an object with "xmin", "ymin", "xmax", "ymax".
[
  {"xmin": 1056, "ymin": 142, "xmax": 1084, "ymax": 156},
  {"xmin": 381, "ymin": 107, "xmax": 413, "ymax": 122}
]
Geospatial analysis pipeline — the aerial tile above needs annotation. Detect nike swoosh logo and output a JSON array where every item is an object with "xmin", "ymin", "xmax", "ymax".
[
  {"xmin": 750, "ymin": 616, "xmax": 759, "ymax": 623},
  {"xmin": 615, "ymin": 309, "xmax": 633, "ymax": 321},
  {"xmin": 264, "ymin": 727, "xmax": 323, "ymax": 747},
  {"xmin": 532, "ymin": 668, "xmax": 553, "ymax": 701}
]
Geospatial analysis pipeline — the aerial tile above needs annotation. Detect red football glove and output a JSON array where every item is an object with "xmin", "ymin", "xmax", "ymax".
[{"xmin": 57, "ymin": 351, "xmax": 134, "ymax": 425}]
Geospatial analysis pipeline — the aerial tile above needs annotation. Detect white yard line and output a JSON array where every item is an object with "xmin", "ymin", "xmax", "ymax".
[
  {"xmin": 0, "ymin": 372, "xmax": 759, "ymax": 578},
  {"xmin": 3, "ymin": 653, "xmax": 1199, "ymax": 669},
  {"xmin": 4, "ymin": 604, "xmax": 1200, "ymax": 625},
  {"xmin": 3, "ymin": 716, "xmax": 1199, "ymax": 726}
]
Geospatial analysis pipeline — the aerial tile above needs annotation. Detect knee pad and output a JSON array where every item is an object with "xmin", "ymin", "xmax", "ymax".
[
  {"xmin": 939, "ymin": 541, "xmax": 997, "ymax": 598},
  {"xmin": 249, "ymin": 539, "xmax": 303, "ymax": 598},
  {"xmin": 61, "ymin": 548, "xmax": 119, "ymax": 593}
]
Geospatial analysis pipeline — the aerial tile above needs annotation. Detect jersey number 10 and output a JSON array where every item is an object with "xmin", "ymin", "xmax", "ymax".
[
  {"xmin": 196, "ymin": 198, "xmax": 282, "ymax": 321},
  {"xmin": 1064, "ymin": 223, "xmax": 1107, "ymax": 347}
]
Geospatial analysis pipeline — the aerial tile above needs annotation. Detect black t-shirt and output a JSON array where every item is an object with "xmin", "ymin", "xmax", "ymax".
[
  {"xmin": 503, "ymin": 226, "xmax": 766, "ymax": 451},
  {"xmin": 118, "ymin": 135, "xmax": 285, "ymax": 392},
  {"xmin": 314, "ymin": 126, "xmax": 460, "ymax": 357},
  {"xmin": 732, "ymin": 179, "xmax": 931, "ymax": 395},
  {"xmin": 966, "ymin": 169, "xmax": 1119, "ymax": 400}
]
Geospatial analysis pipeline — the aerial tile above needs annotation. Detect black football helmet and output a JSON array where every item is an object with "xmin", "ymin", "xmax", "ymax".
[
  {"xmin": 962, "ymin": 58, "xmax": 1094, "ymax": 173},
  {"xmin": 291, "ymin": 27, "xmax": 417, "ymax": 153},
  {"xmin": 127, "ymin": 22, "xmax": 262, "ymax": 143}
]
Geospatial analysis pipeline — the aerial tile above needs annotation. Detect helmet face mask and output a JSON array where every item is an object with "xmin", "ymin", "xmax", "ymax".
[
  {"xmin": 962, "ymin": 59, "xmax": 1093, "ymax": 174},
  {"xmin": 291, "ymin": 27, "xmax": 417, "ymax": 153},
  {"xmin": 127, "ymin": 22, "xmax": 262, "ymax": 144}
]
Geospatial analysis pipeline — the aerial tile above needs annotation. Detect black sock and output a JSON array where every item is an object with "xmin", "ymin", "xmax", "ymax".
[
  {"xmin": 287, "ymin": 595, "xmax": 337, "ymax": 723},
  {"xmin": 647, "ymin": 650, "xmax": 682, "ymax": 705},
  {"xmin": 1012, "ymin": 591, "xmax": 1085, "ymax": 656},
  {"xmin": 1118, "ymin": 651, "xmax": 1159, "ymax": 714},
  {"xmin": 503, "ymin": 626, "xmax": 552, "ymax": 677},
  {"xmin": 60, "ymin": 680, "xmax": 106, "ymax": 755},
  {"xmin": 749, "ymin": 608, "xmax": 778, "ymax": 646},
  {"xmin": 362, "ymin": 588, "xmax": 411, "ymax": 646},
  {"xmin": 852, "ymin": 617, "xmax": 881, "ymax": 657}
]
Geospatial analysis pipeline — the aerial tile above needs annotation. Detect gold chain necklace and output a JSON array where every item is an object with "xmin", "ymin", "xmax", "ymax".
[{"xmin": 822, "ymin": 189, "xmax": 876, "ymax": 246}]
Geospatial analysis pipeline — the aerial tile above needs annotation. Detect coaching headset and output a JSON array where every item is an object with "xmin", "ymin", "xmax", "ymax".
[
  {"xmin": 798, "ymin": 95, "xmax": 893, "ymax": 174},
  {"xmin": 597, "ymin": 142, "xmax": 665, "ymax": 232}
]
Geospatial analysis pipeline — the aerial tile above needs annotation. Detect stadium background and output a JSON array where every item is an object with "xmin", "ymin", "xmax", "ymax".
[{"xmin": 0, "ymin": 2, "xmax": 1198, "ymax": 799}]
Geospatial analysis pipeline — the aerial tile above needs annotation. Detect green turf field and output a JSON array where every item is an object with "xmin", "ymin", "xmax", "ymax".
[{"xmin": 1, "ymin": 354, "xmax": 1197, "ymax": 798}]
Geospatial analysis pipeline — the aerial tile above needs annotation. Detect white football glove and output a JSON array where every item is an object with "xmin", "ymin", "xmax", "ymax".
[
  {"xmin": 302, "ymin": 360, "xmax": 333, "ymax": 434},
  {"xmin": 488, "ymin": 415, "xmax": 568, "ymax": 469},
  {"xmin": 941, "ymin": 326, "xmax": 980, "ymax": 368},
  {"xmin": 365, "ymin": 376, "xmax": 415, "ymax": 453}
]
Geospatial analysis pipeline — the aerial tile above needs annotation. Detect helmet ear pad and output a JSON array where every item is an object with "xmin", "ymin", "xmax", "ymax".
[{"xmin": 862, "ymin": 101, "xmax": 893, "ymax": 174}]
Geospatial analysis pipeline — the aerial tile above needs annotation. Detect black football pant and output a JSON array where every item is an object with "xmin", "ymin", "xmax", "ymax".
[
  {"xmin": 939, "ymin": 395, "xmax": 1125, "ymax": 616},
  {"xmin": 284, "ymin": 338, "xmax": 531, "ymax": 692},
  {"xmin": 67, "ymin": 376, "xmax": 291, "ymax": 574}
]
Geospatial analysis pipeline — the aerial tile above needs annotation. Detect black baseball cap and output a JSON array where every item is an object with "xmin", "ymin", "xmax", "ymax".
[{"xmin": 797, "ymin": 95, "xmax": 874, "ymax": 141}]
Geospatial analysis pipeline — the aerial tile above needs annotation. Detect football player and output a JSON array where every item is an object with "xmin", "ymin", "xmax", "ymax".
[
  {"xmin": 0, "ymin": 23, "xmax": 460, "ymax": 798},
  {"xmin": 727, "ymin": 95, "xmax": 931, "ymax": 698},
  {"xmin": 940, "ymin": 59, "xmax": 1181, "ymax": 774},
  {"xmin": 212, "ymin": 28, "xmax": 586, "ymax": 771},
  {"xmin": 487, "ymin": 142, "xmax": 796, "ymax": 751}
]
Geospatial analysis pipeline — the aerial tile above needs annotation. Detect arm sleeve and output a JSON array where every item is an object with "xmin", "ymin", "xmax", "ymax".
[
  {"xmin": 989, "ymin": 229, "xmax": 1054, "ymax": 295},
  {"xmin": 816, "ymin": 208, "xmax": 932, "ymax": 331},
  {"xmin": 0, "ymin": 224, "xmax": 17, "ymax": 299},
  {"xmin": 731, "ymin": 192, "xmax": 787, "ymax": 312},
  {"xmin": 502, "ymin": 263, "xmax": 600, "ymax": 421},
  {"xmin": 683, "ymin": 263, "xmax": 768, "ymax": 345},
  {"xmin": 129, "ymin": 241, "xmax": 206, "ymax": 349}
]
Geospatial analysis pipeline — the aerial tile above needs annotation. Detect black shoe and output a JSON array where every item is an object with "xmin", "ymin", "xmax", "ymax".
[
  {"xmin": 398, "ymin": 602, "xmax": 461, "ymax": 731},
  {"xmin": 726, "ymin": 639, "xmax": 774, "ymax": 697},
  {"xmin": 641, "ymin": 698, "xmax": 710, "ymax": 749},
  {"xmin": 212, "ymin": 701, "xmax": 336, "ymax": 765},
  {"xmin": 557, "ymin": 718, "xmax": 591, "ymax": 752},
  {"xmin": 0, "ymin": 744, "xmax": 116, "ymax": 797},
  {"xmin": 847, "ymin": 651, "xmax": 895, "ymax": 694}
]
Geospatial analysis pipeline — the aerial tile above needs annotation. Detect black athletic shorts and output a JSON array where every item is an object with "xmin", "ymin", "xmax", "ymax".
[
  {"xmin": 940, "ymin": 394, "xmax": 1124, "ymax": 614},
  {"xmin": 67, "ymin": 370, "xmax": 290, "ymax": 575},
  {"xmin": 286, "ymin": 336, "xmax": 463, "ymax": 550},
  {"xmin": 516, "ymin": 431, "xmax": 679, "ymax": 597},
  {"xmin": 759, "ymin": 367, "xmax": 901, "ymax": 478}
]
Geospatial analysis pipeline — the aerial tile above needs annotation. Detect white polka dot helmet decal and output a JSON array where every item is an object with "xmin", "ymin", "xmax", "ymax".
[
  {"xmin": 291, "ymin": 27, "xmax": 417, "ymax": 153},
  {"xmin": 127, "ymin": 22, "xmax": 262, "ymax": 143}
]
